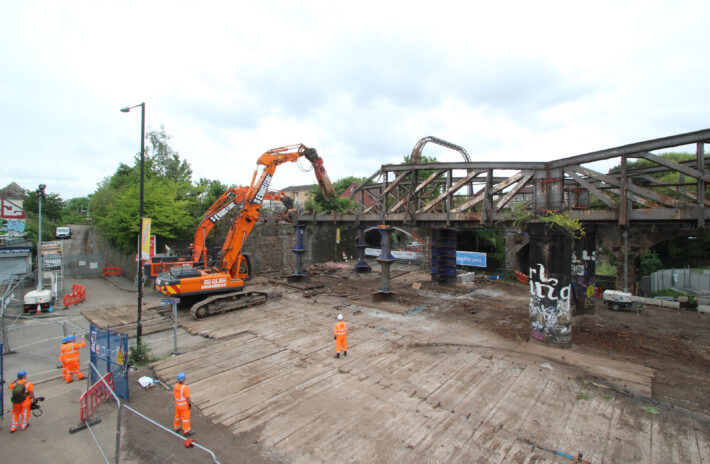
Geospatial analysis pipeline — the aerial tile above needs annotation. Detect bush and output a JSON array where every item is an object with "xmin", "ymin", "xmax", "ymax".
[{"xmin": 128, "ymin": 342, "xmax": 155, "ymax": 367}]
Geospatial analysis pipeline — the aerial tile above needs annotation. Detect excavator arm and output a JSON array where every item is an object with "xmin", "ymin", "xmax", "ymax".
[
  {"xmin": 220, "ymin": 144, "xmax": 335, "ymax": 275},
  {"xmin": 191, "ymin": 186, "xmax": 294, "ymax": 266}
]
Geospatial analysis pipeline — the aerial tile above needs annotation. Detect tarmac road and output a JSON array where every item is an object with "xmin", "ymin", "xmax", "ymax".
[{"xmin": 0, "ymin": 275, "xmax": 220, "ymax": 464}]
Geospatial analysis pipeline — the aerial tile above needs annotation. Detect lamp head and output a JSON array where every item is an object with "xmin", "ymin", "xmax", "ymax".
[
  {"xmin": 120, "ymin": 107, "xmax": 131, "ymax": 113},
  {"xmin": 38, "ymin": 184, "xmax": 46, "ymax": 192}
]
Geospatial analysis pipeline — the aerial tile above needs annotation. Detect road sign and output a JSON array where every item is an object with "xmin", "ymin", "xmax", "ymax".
[{"xmin": 161, "ymin": 298, "xmax": 180, "ymax": 306}]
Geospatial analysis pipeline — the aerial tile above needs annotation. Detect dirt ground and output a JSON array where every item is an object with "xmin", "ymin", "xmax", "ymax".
[
  {"xmin": 273, "ymin": 262, "xmax": 710, "ymax": 418},
  {"xmin": 304, "ymin": 263, "xmax": 710, "ymax": 415},
  {"xmin": 31, "ymin": 259, "xmax": 706, "ymax": 463}
]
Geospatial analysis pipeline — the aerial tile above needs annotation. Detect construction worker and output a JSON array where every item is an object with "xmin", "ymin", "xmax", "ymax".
[
  {"xmin": 8, "ymin": 371, "xmax": 35, "ymax": 432},
  {"xmin": 334, "ymin": 314, "xmax": 348, "ymax": 358},
  {"xmin": 173, "ymin": 372, "xmax": 194, "ymax": 436},
  {"xmin": 60, "ymin": 334, "xmax": 86, "ymax": 383}
]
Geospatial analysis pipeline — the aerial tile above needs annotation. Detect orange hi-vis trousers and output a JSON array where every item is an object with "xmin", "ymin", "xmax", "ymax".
[
  {"xmin": 62, "ymin": 360, "xmax": 84, "ymax": 382},
  {"xmin": 10, "ymin": 400, "xmax": 30, "ymax": 432},
  {"xmin": 174, "ymin": 405, "xmax": 191, "ymax": 432},
  {"xmin": 173, "ymin": 383, "xmax": 191, "ymax": 432}
]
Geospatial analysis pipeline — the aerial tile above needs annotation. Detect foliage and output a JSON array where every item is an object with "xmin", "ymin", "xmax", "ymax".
[
  {"xmin": 24, "ymin": 190, "xmax": 64, "ymax": 222},
  {"xmin": 639, "ymin": 249, "xmax": 664, "ymax": 276},
  {"xmin": 595, "ymin": 262, "xmax": 616, "ymax": 277},
  {"xmin": 147, "ymin": 126, "xmax": 193, "ymax": 184},
  {"xmin": 652, "ymin": 289, "xmax": 688, "ymax": 298},
  {"xmin": 503, "ymin": 203, "xmax": 534, "ymax": 230},
  {"xmin": 90, "ymin": 127, "xmax": 198, "ymax": 254},
  {"xmin": 539, "ymin": 212, "xmax": 585, "ymax": 239},
  {"xmin": 128, "ymin": 342, "xmax": 155, "ymax": 367},
  {"xmin": 304, "ymin": 176, "xmax": 365, "ymax": 214}
]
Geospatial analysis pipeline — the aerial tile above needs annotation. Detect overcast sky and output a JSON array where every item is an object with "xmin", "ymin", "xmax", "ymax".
[{"xmin": 1, "ymin": 1, "xmax": 708, "ymax": 201}]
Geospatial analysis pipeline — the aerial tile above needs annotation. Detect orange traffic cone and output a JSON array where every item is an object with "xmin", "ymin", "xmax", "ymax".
[{"xmin": 36, "ymin": 303, "xmax": 41, "ymax": 314}]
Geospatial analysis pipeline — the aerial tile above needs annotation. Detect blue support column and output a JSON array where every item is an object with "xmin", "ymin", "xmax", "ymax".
[
  {"xmin": 354, "ymin": 225, "xmax": 371, "ymax": 273},
  {"xmin": 288, "ymin": 224, "xmax": 308, "ymax": 283},
  {"xmin": 373, "ymin": 225, "xmax": 398, "ymax": 302}
]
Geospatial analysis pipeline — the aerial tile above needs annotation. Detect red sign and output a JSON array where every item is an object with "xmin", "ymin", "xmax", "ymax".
[
  {"xmin": 1, "ymin": 199, "xmax": 25, "ymax": 219},
  {"xmin": 150, "ymin": 235, "xmax": 156, "ymax": 258}
]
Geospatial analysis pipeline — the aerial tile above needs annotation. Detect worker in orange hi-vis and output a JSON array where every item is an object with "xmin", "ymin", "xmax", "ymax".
[
  {"xmin": 60, "ymin": 334, "xmax": 86, "ymax": 383},
  {"xmin": 334, "ymin": 314, "xmax": 348, "ymax": 359},
  {"xmin": 174, "ymin": 372, "xmax": 194, "ymax": 436},
  {"xmin": 9, "ymin": 371, "xmax": 35, "ymax": 432}
]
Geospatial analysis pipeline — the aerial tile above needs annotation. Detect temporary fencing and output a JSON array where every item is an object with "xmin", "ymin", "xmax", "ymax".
[
  {"xmin": 1, "ymin": 312, "xmax": 88, "ymax": 382},
  {"xmin": 81, "ymin": 372, "xmax": 115, "ymax": 421},
  {"xmin": 89, "ymin": 324, "xmax": 129, "ymax": 400},
  {"xmin": 0, "ymin": 342, "xmax": 4, "ymax": 420},
  {"xmin": 80, "ymin": 361, "xmax": 221, "ymax": 464},
  {"xmin": 63, "ymin": 283, "xmax": 87, "ymax": 308},
  {"xmin": 102, "ymin": 267, "xmax": 122, "ymax": 276}
]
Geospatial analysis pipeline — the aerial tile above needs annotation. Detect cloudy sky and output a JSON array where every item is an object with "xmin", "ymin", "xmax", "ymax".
[{"xmin": 1, "ymin": 0, "xmax": 708, "ymax": 200}]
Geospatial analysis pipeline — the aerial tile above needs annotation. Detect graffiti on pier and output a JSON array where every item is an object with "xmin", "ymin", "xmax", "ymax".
[
  {"xmin": 529, "ymin": 263, "xmax": 572, "ymax": 343},
  {"xmin": 571, "ymin": 247, "xmax": 597, "ymax": 311}
]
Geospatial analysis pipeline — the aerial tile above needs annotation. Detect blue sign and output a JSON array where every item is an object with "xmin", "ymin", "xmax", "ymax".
[
  {"xmin": 161, "ymin": 298, "xmax": 180, "ymax": 305},
  {"xmin": 456, "ymin": 251, "xmax": 487, "ymax": 268}
]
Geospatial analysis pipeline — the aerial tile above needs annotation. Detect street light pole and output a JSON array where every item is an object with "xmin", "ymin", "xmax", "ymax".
[
  {"xmin": 121, "ymin": 103, "xmax": 146, "ymax": 346},
  {"xmin": 36, "ymin": 184, "xmax": 46, "ymax": 291}
]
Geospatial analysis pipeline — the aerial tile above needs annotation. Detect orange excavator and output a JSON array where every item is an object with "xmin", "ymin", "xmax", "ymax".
[
  {"xmin": 147, "ymin": 185, "xmax": 294, "ymax": 277},
  {"xmin": 155, "ymin": 144, "xmax": 335, "ymax": 319}
]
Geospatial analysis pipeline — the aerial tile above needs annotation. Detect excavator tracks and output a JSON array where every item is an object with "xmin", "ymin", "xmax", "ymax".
[{"xmin": 190, "ymin": 291, "xmax": 268, "ymax": 319}]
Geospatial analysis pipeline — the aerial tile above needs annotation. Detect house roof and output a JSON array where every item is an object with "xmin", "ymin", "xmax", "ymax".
[
  {"xmin": 281, "ymin": 184, "xmax": 316, "ymax": 193},
  {"xmin": 0, "ymin": 182, "xmax": 26, "ymax": 200}
]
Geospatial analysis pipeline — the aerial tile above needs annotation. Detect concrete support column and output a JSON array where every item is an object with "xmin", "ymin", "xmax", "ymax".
[
  {"xmin": 528, "ymin": 223, "xmax": 572, "ymax": 346},
  {"xmin": 571, "ymin": 226, "xmax": 597, "ymax": 315}
]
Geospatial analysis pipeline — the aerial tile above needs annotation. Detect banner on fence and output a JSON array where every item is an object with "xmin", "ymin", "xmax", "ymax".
[{"xmin": 89, "ymin": 325, "xmax": 129, "ymax": 400}]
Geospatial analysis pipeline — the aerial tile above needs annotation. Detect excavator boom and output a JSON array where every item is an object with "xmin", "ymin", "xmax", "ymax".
[{"xmin": 155, "ymin": 144, "xmax": 335, "ymax": 319}]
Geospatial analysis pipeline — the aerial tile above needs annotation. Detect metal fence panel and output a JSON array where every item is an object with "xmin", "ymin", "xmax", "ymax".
[
  {"xmin": 1, "ymin": 342, "xmax": 3, "ymax": 419},
  {"xmin": 66, "ymin": 253, "xmax": 106, "ymax": 278},
  {"xmin": 89, "ymin": 325, "xmax": 129, "ymax": 400},
  {"xmin": 649, "ymin": 268, "xmax": 710, "ymax": 294}
]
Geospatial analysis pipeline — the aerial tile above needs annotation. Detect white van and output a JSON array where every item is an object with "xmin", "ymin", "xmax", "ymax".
[{"xmin": 55, "ymin": 226, "xmax": 72, "ymax": 239}]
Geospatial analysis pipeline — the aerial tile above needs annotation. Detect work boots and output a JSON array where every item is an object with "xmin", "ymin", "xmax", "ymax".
[
  {"xmin": 344, "ymin": 351, "xmax": 347, "ymax": 357},
  {"xmin": 334, "ymin": 353, "xmax": 340, "ymax": 359}
]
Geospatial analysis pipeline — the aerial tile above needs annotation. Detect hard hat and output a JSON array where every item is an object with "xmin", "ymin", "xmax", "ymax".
[
  {"xmin": 337, "ymin": 314, "xmax": 343, "ymax": 320},
  {"xmin": 177, "ymin": 372, "xmax": 186, "ymax": 381},
  {"xmin": 62, "ymin": 336, "xmax": 70, "ymax": 343},
  {"xmin": 17, "ymin": 370, "xmax": 26, "ymax": 378},
  {"xmin": 68, "ymin": 335, "xmax": 76, "ymax": 342}
]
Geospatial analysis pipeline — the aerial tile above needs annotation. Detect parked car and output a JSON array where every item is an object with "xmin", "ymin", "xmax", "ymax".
[{"xmin": 55, "ymin": 226, "xmax": 72, "ymax": 239}]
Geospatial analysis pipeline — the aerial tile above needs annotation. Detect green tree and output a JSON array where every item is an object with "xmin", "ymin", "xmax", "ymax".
[
  {"xmin": 24, "ymin": 190, "xmax": 64, "ymax": 222},
  {"xmin": 639, "ymin": 249, "xmax": 663, "ymax": 275},
  {"xmin": 304, "ymin": 176, "xmax": 364, "ymax": 213},
  {"xmin": 147, "ymin": 126, "xmax": 193, "ymax": 184},
  {"xmin": 90, "ymin": 126, "xmax": 198, "ymax": 253}
]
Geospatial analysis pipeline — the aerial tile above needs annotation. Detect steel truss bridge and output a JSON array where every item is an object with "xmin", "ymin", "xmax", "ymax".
[{"xmin": 297, "ymin": 129, "xmax": 709, "ymax": 229}]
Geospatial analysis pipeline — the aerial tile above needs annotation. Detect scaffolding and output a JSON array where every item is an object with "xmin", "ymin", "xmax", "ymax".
[{"xmin": 41, "ymin": 241, "xmax": 65, "ymax": 299}]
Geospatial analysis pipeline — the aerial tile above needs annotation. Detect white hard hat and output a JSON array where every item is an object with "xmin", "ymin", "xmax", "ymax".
[{"xmin": 337, "ymin": 314, "xmax": 343, "ymax": 320}]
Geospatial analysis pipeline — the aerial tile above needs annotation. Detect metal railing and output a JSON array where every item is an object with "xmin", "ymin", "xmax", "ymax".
[{"xmin": 84, "ymin": 361, "xmax": 221, "ymax": 464}]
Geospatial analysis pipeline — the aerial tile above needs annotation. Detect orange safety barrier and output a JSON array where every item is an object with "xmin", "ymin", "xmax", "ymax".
[
  {"xmin": 102, "ymin": 266, "xmax": 122, "ymax": 276},
  {"xmin": 63, "ymin": 284, "xmax": 87, "ymax": 307},
  {"xmin": 514, "ymin": 270, "xmax": 529, "ymax": 284},
  {"xmin": 80, "ymin": 372, "xmax": 114, "ymax": 421}
]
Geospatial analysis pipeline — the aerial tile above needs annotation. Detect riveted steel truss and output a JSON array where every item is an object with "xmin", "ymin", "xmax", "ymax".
[{"xmin": 338, "ymin": 128, "xmax": 710, "ymax": 228}]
